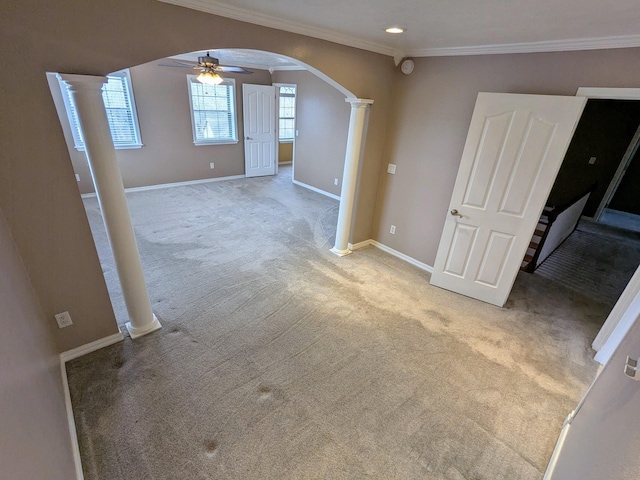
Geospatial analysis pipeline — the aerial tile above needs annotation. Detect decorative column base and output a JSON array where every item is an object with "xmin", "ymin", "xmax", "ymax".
[
  {"xmin": 125, "ymin": 314, "xmax": 162, "ymax": 339},
  {"xmin": 330, "ymin": 247, "xmax": 353, "ymax": 257}
]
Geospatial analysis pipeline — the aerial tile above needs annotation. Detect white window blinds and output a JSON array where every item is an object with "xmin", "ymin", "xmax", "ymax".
[
  {"xmin": 58, "ymin": 69, "xmax": 142, "ymax": 150},
  {"xmin": 187, "ymin": 77, "xmax": 237, "ymax": 144}
]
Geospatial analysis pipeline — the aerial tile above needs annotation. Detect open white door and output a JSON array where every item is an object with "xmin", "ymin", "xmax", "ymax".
[
  {"xmin": 430, "ymin": 93, "xmax": 586, "ymax": 307},
  {"xmin": 243, "ymin": 84, "xmax": 276, "ymax": 178}
]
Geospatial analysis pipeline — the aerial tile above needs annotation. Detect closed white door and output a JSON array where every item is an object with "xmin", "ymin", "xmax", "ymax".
[
  {"xmin": 430, "ymin": 93, "xmax": 586, "ymax": 307},
  {"xmin": 243, "ymin": 84, "xmax": 276, "ymax": 178}
]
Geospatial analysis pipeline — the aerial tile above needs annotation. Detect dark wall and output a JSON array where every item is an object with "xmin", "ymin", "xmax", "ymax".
[
  {"xmin": 548, "ymin": 99, "xmax": 640, "ymax": 216},
  {"xmin": 609, "ymin": 146, "xmax": 640, "ymax": 215}
]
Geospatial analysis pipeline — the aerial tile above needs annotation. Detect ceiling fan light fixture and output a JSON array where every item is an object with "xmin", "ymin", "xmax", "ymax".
[
  {"xmin": 197, "ymin": 69, "xmax": 223, "ymax": 86},
  {"xmin": 385, "ymin": 26, "xmax": 405, "ymax": 34}
]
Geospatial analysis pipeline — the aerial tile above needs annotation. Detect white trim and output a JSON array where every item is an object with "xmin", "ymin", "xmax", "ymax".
[
  {"xmin": 594, "ymin": 126, "xmax": 640, "ymax": 221},
  {"xmin": 543, "ymin": 412, "xmax": 575, "ymax": 480},
  {"xmin": 409, "ymin": 34, "xmax": 640, "ymax": 57},
  {"xmin": 576, "ymin": 87, "xmax": 640, "ymax": 100},
  {"xmin": 80, "ymin": 175, "xmax": 246, "ymax": 198},
  {"xmin": 371, "ymin": 240, "xmax": 434, "ymax": 273},
  {"xmin": 348, "ymin": 240, "xmax": 374, "ymax": 251},
  {"xmin": 278, "ymin": 161, "xmax": 292, "ymax": 165},
  {"xmin": 347, "ymin": 239, "xmax": 434, "ymax": 273},
  {"xmin": 292, "ymin": 179, "xmax": 340, "ymax": 201},
  {"xmin": 593, "ymin": 265, "xmax": 640, "ymax": 364},
  {"xmin": 187, "ymin": 76, "xmax": 238, "ymax": 145},
  {"xmin": 271, "ymin": 65, "xmax": 306, "ymax": 72},
  {"xmin": 60, "ymin": 360, "xmax": 85, "ymax": 480},
  {"xmin": 60, "ymin": 332, "xmax": 125, "ymax": 362},
  {"xmin": 59, "ymin": 332, "xmax": 125, "ymax": 479},
  {"xmin": 156, "ymin": 0, "xmax": 403, "ymax": 60}
]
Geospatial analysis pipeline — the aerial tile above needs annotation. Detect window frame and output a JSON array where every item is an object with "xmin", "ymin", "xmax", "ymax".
[
  {"xmin": 186, "ymin": 75, "xmax": 238, "ymax": 146},
  {"xmin": 275, "ymin": 84, "xmax": 297, "ymax": 143},
  {"xmin": 58, "ymin": 69, "xmax": 143, "ymax": 151}
]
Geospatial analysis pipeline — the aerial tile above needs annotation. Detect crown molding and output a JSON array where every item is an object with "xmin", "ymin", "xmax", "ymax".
[
  {"xmin": 409, "ymin": 34, "xmax": 640, "ymax": 57},
  {"xmin": 158, "ymin": 0, "xmax": 403, "ymax": 59}
]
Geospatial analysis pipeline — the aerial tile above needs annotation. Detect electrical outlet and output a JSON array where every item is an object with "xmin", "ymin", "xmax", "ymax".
[
  {"xmin": 209, "ymin": 162, "xmax": 215, "ymax": 169},
  {"xmin": 334, "ymin": 178, "xmax": 339, "ymax": 186},
  {"xmin": 75, "ymin": 174, "xmax": 80, "ymax": 182},
  {"xmin": 589, "ymin": 156, "xmax": 597, "ymax": 165},
  {"xmin": 390, "ymin": 225, "xmax": 396, "ymax": 234},
  {"xmin": 55, "ymin": 311, "xmax": 73, "ymax": 328},
  {"xmin": 387, "ymin": 163, "xmax": 397, "ymax": 174}
]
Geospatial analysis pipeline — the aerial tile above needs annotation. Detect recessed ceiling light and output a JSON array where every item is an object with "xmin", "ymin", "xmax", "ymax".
[{"xmin": 385, "ymin": 27, "xmax": 405, "ymax": 34}]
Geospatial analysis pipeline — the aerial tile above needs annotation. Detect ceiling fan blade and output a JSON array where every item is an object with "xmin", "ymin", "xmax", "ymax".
[{"xmin": 217, "ymin": 66, "xmax": 253, "ymax": 74}]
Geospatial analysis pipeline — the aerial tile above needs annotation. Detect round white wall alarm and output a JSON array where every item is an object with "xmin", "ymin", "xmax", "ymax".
[{"xmin": 401, "ymin": 59, "xmax": 415, "ymax": 75}]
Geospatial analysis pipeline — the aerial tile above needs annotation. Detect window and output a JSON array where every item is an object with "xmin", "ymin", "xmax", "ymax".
[
  {"xmin": 278, "ymin": 85, "xmax": 296, "ymax": 142},
  {"xmin": 187, "ymin": 76, "xmax": 237, "ymax": 145},
  {"xmin": 58, "ymin": 69, "xmax": 142, "ymax": 150}
]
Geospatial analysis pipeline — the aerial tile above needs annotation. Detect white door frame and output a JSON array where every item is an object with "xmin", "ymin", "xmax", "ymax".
[
  {"xmin": 273, "ymin": 82, "xmax": 297, "ymax": 177},
  {"xmin": 574, "ymin": 87, "xmax": 640, "ymax": 364}
]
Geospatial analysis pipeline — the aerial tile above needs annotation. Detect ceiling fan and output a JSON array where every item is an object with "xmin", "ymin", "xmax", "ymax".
[{"xmin": 158, "ymin": 52, "xmax": 253, "ymax": 85}]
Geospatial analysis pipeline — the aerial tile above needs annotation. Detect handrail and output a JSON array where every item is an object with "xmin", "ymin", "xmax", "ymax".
[{"xmin": 525, "ymin": 183, "xmax": 597, "ymax": 273}]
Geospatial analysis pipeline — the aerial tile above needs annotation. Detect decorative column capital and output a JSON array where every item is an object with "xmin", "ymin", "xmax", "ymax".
[
  {"xmin": 345, "ymin": 98, "xmax": 374, "ymax": 108},
  {"xmin": 57, "ymin": 73, "xmax": 108, "ymax": 92}
]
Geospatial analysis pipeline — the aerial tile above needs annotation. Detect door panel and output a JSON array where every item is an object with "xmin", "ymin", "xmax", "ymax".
[
  {"xmin": 430, "ymin": 93, "xmax": 586, "ymax": 307},
  {"xmin": 243, "ymin": 84, "xmax": 276, "ymax": 178}
]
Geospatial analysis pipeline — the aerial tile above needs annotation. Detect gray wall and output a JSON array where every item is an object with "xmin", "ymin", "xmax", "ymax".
[
  {"xmin": 0, "ymin": 0, "xmax": 393, "ymax": 352},
  {"xmin": 551, "ymin": 308, "xmax": 640, "ymax": 479},
  {"xmin": 0, "ymin": 207, "xmax": 76, "ymax": 479},
  {"xmin": 273, "ymin": 70, "xmax": 350, "ymax": 197},
  {"xmin": 375, "ymin": 48, "xmax": 640, "ymax": 267},
  {"xmin": 51, "ymin": 61, "xmax": 273, "ymax": 194},
  {"xmin": 548, "ymin": 99, "xmax": 640, "ymax": 216}
]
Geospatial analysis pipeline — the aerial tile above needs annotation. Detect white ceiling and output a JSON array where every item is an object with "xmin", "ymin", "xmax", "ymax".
[{"xmin": 159, "ymin": 0, "xmax": 640, "ymax": 60}]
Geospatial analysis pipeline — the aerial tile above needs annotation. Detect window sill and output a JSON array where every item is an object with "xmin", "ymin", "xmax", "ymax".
[
  {"xmin": 194, "ymin": 140, "xmax": 239, "ymax": 146},
  {"xmin": 74, "ymin": 144, "xmax": 144, "ymax": 151}
]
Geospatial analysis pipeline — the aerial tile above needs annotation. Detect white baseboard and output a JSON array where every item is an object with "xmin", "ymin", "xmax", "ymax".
[
  {"xmin": 543, "ymin": 412, "xmax": 574, "ymax": 480},
  {"xmin": 348, "ymin": 239, "xmax": 434, "ymax": 273},
  {"xmin": 292, "ymin": 179, "xmax": 340, "ymax": 201},
  {"xmin": 60, "ymin": 332, "xmax": 125, "ymax": 362},
  {"xmin": 60, "ymin": 332, "xmax": 125, "ymax": 479},
  {"xmin": 61, "ymin": 360, "xmax": 85, "ymax": 480},
  {"xmin": 80, "ymin": 175, "xmax": 246, "ymax": 198},
  {"xmin": 348, "ymin": 239, "xmax": 374, "ymax": 251},
  {"xmin": 278, "ymin": 161, "xmax": 292, "ymax": 165}
]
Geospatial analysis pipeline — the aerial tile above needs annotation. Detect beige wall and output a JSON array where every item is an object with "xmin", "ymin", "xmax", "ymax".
[
  {"xmin": 0, "ymin": 0, "xmax": 393, "ymax": 352},
  {"xmin": 273, "ymin": 70, "xmax": 350, "ymax": 197},
  {"xmin": 278, "ymin": 141, "xmax": 293, "ymax": 163},
  {"xmin": 375, "ymin": 48, "xmax": 640, "ymax": 267},
  {"xmin": 51, "ymin": 61, "xmax": 272, "ymax": 194},
  {"xmin": 0, "ymin": 207, "xmax": 76, "ymax": 479}
]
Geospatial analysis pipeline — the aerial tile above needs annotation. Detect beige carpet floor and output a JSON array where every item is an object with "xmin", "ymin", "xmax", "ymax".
[{"xmin": 68, "ymin": 166, "xmax": 606, "ymax": 479}]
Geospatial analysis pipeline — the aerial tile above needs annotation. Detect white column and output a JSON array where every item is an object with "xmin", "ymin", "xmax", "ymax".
[
  {"xmin": 331, "ymin": 98, "xmax": 374, "ymax": 256},
  {"xmin": 59, "ymin": 74, "xmax": 161, "ymax": 339}
]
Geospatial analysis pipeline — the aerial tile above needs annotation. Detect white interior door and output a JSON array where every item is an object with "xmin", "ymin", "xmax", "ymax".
[
  {"xmin": 430, "ymin": 93, "xmax": 586, "ymax": 307},
  {"xmin": 243, "ymin": 84, "xmax": 276, "ymax": 178}
]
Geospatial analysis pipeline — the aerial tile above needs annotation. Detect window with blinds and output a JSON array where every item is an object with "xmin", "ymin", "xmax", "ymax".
[
  {"xmin": 58, "ymin": 69, "xmax": 142, "ymax": 150},
  {"xmin": 187, "ymin": 77, "xmax": 237, "ymax": 144},
  {"xmin": 278, "ymin": 85, "xmax": 296, "ymax": 141}
]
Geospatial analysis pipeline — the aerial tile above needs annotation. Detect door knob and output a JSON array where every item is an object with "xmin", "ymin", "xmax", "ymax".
[{"xmin": 450, "ymin": 209, "xmax": 463, "ymax": 217}]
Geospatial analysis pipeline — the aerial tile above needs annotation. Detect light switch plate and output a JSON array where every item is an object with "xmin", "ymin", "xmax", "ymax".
[{"xmin": 387, "ymin": 163, "xmax": 397, "ymax": 174}]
